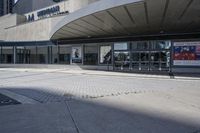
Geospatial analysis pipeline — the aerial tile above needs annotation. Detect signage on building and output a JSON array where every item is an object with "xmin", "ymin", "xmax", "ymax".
[
  {"xmin": 173, "ymin": 41, "xmax": 200, "ymax": 66},
  {"xmin": 37, "ymin": 6, "xmax": 60, "ymax": 18},
  {"xmin": 27, "ymin": 5, "xmax": 60, "ymax": 21}
]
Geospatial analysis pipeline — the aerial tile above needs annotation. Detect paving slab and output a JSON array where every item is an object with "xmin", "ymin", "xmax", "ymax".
[
  {"xmin": 0, "ymin": 93, "xmax": 20, "ymax": 106},
  {"xmin": 0, "ymin": 103, "xmax": 77, "ymax": 133},
  {"xmin": 67, "ymin": 92, "xmax": 200, "ymax": 133}
]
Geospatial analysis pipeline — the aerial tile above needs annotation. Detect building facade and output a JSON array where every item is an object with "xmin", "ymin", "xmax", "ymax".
[
  {"xmin": 0, "ymin": 0, "xmax": 200, "ymax": 74},
  {"xmin": 0, "ymin": 0, "xmax": 14, "ymax": 16}
]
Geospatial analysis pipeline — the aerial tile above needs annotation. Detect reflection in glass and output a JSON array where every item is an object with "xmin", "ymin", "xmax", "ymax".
[
  {"xmin": 137, "ymin": 42, "xmax": 149, "ymax": 50},
  {"xmin": 114, "ymin": 42, "xmax": 128, "ymax": 50},
  {"xmin": 1, "ymin": 47, "xmax": 13, "ymax": 64},
  {"xmin": 16, "ymin": 47, "xmax": 31, "ymax": 64},
  {"xmin": 59, "ymin": 45, "xmax": 71, "ymax": 64},
  {"xmin": 37, "ymin": 46, "xmax": 48, "ymax": 64},
  {"xmin": 132, "ymin": 53, "xmax": 140, "ymax": 61},
  {"xmin": 25, "ymin": 46, "xmax": 37, "ymax": 64},
  {"xmin": 52, "ymin": 46, "xmax": 58, "ymax": 64},
  {"xmin": 84, "ymin": 44, "xmax": 98, "ymax": 65},
  {"xmin": 151, "ymin": 41, "xmax": 171, "ymax": 50},
  {"xmin": 114, "ymin": 52, "xmax": 130, "ymax": 70}
]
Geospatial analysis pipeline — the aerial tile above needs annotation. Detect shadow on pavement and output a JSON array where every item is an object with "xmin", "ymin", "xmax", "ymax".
[{"xmin": 0, "ymin": 87, "xmax": 199, "ymax": 133}]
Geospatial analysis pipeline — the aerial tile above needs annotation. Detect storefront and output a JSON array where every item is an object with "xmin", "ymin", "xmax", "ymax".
[
  {"xmin": 0, "ymin": 0, "xmax": 200, "ymax": 74},
  {"xmin": 1, "ymin": 39, "xmax": 200, "ymax": 74}
]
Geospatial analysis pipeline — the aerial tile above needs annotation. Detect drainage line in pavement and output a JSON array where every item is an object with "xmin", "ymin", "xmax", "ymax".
[{"xmin": 64, "ymin": 101, "xmax": 80, "ymax": 133}]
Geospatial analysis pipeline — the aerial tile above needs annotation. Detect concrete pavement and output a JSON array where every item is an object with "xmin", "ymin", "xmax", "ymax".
[{"xmin": 0, "ymin": 68, "xmax": 200, "ymax": 133}]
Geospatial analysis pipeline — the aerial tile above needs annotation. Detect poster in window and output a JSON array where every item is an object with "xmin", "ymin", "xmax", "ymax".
[
  {"xmin": 173, "ymin": 42, "xmax": 200, "ymax": 66},
  {"xmin": 100, "ymin": 46, "xmax": 111, "ymax": 64},
  {"xmin": 72, "ymin": 47, "xmax": 82, "ymax": 63}
]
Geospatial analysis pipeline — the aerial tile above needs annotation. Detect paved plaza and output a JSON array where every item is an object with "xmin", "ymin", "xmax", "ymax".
[{"xmin": 0, "ymin": 68, "xmax": 200, "ymax": 133}]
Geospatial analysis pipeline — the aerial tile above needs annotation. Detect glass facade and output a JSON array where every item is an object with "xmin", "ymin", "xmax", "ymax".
[
  {"xmin": 114, "ymin": 41, "xmax": 171, "ymax": 71},
  {"xmin": 58, "ymin": 45, "xmax": 71, "ymax": 64},
  {"xmin": 0, "ymin": 47, "xmax": 13, "ymax": 64},
  {"xmin": 84, "ymin": 44, "xmax": 98, "ymax": 65},
  {"xmin": 0, "ymin": 40, "xmax": 171, "ymax": 72}
]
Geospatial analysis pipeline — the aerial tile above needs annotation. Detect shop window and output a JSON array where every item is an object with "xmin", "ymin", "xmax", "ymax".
[
  {"xmin": 52, "ymin": 46, "xmax": 58, "ymax": 64},
  {"xmin": 114, "ymin": 51, "xmax": 130, "ymax": 70},
  {"xmin": 25, "ymin": 46, "xmax": 37, "ymax": 64},
  {"xmin": 59, "ymin": 45, "xmax": 71, "ymax": 64},
  {"xmin": 1, "ymin": 47, "xmax": 13, "ymax": 64},
  {"xmin": 84, "ymin": 44, "xmax": 98, "ymax": 65},
  {"xmin": 37, "ymin": 46, "xmax": 48, "ymax": 64}
]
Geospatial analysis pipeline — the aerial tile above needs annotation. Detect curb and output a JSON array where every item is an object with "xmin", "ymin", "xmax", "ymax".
[{"xmin": 0, "ymin": 90, "xmax": 40, "ymax": 104}]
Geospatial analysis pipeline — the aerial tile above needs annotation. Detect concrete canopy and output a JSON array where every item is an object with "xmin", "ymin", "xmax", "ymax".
[{"xmin": 50, "ymin": 0, "xmax": 200, "ymax": 40}]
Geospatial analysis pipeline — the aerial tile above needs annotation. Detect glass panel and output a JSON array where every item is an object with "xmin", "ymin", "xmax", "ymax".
[
  {"xmin": 84, "ymin": 44, "xmax": 98, "ymax": 65},
  {"xmin": 16, "ymin": 47, "xmax": 25, "ymax": 64},
  {"xmin": 131, "ymin": 42, "xmax": 137, "ymax": 50},
  {"xmin": 151, "ymin": 41, "xmax": 171, "ymax": 50},
  {"xmin": 131, "ymin": 52, "xmax": 140, "ymax": 70},
  {"xmin": 37, "ymin": 46, "xmax": 48, "ymax": 64},
  {"xmin": 114, "ymin": 42, "xmax": 128, "ymax": 50},
  {"xmin": 25, "ymin": 46, "xmax": 37, "ymax": 64},
  {"xmin": 100, "ymin": 45, "xmax": 111, "ymax": 64},
  {"xmin": 59, "ymin": 45, "xmax": 71, "ymax": 64},
  {"xmin": 132, "ymin": 52, "xmax": 140, "ymax": 61},
  {"xmin": 114, "ymin": 51, "xmax": 130, "ymax": 70},
  {"xmin": 1, "ymin": 47, "xmax": 13, "ymax": 64},
  {"xmin": 140, "ymin": 52, "xmax": 149, "ymax": 70},
  {"xmin": 150, "ymin": 52, "xmax": 160, "ymax": 62},
  {"xmin": 161, "ymin": 51, "xmax": 170, "ymax": 70},
  {"xmin": 150, "ymin": 52, "xmax": 160, "ymax": 70},
  {"xmin": 137, "ymin": 42, "xmax": 149, "ymax": 50},
  {"xmin": 0, "ymin": 46, "xmax": 1, "ymax": 63},
  {"xmin": 52, "ymin": 46, "xmax": 58, "ymax": 64}
]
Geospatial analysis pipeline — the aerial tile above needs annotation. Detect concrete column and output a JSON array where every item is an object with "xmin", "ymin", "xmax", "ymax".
[
  {"xmin": 13, "ymin": 46, "xmax": 16, "ymax": 64},
  {"xmin": 111, "ymin": 43, "xmax": 114, "ymax": 70},
  {"xmin": 0, "ymin": 46, "xmax": 2, "ymax": 63}
]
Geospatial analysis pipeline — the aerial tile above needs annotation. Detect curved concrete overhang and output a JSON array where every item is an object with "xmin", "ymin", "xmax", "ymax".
[
  {"xmin": 50, "ymin": 0, "xmax": 143, "ymax": 39},
  {"xmin": 50, "ymin": 0, "xmax": 200, "ymax": 40}
]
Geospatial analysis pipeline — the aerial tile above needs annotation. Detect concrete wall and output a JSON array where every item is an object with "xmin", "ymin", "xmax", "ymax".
[
  {"xmin": 3, "ymin": 15, "xmax": 64, "ymax": 41},
  {"xmin": 0, "ymin": 0, "xmax": 100, "ymax": 42},
  {"xmin": 0, "ymin": 14, "xmax": 26, "ymax": 41},
  {"xmin": 25, "ymin": 1, "xmax": 70, "ymax": 21}
]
